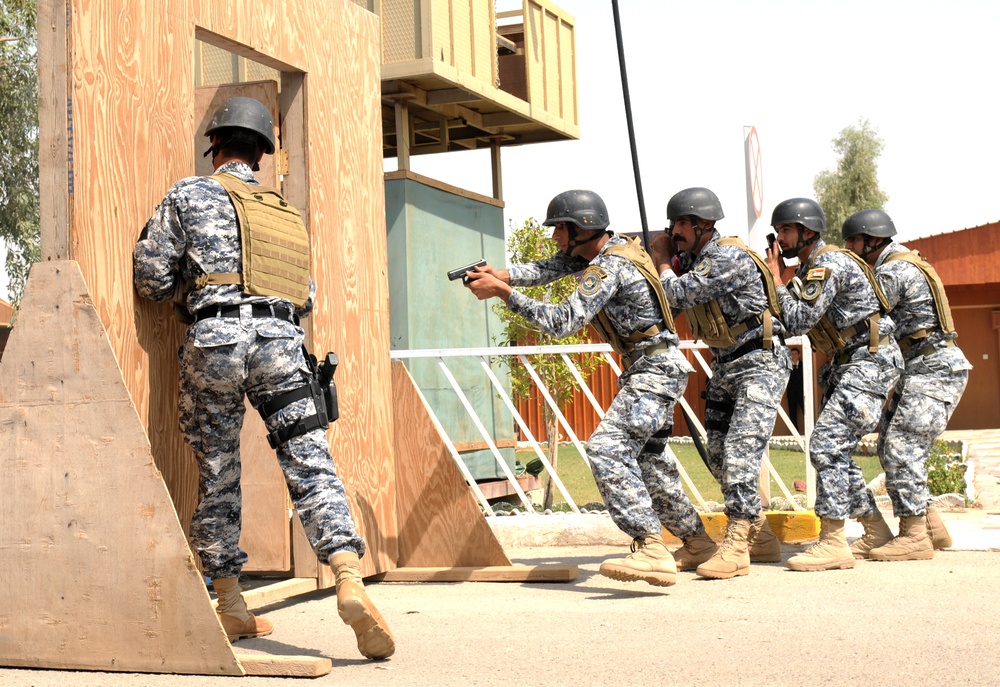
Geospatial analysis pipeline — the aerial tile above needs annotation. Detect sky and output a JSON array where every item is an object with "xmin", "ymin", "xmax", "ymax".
[
  {"xmin": 390, "ymin": 0, "xmax": 1000, "ymax": 255},
  {"xmin": 5, "ymin": 0, "xmax": 997, "ymax": 302}
]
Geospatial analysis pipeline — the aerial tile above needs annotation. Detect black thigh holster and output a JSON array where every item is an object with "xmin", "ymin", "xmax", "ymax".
[{"xmin": 256, "ymin": 347, "xmax": 339, "ymax": 449}]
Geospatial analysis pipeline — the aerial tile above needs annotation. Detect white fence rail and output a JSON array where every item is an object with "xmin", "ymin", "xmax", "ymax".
[{"xmin": 390, "ymin": 338, "xmax": 816, "ymax": 517}]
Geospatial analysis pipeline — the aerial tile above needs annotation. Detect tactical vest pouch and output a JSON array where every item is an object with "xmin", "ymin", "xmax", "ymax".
[
  {"xmin": 807, "ymin": 316, "xmax": 846, "ymax": 355},
  {"xmin": 683, "ymin": 238, "xmax": 781, "ymax": 349},
  {"xmin": 593, "ymin": 237, "xmax": 676, "ymax": 366},
  {"xmin": 211, "ymin": 173, "xmax": 311, "ymax": 308},
  {"xmin": 805, "ymin": 246, "xmax": 886, "ymax": 354},
  {"xmin": 685, "ymin": 300, "xmax": 737, "ymax": 348}
]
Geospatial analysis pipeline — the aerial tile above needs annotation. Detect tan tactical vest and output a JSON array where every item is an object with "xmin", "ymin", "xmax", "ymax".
[
  {"xmin": 883, "ymin": 249, "xmax": 956, "ymax": 348},
  {"xmin": 591, "ymin": 237, "xmax": 676, "ymax": 361},
  {"xmin": 200, "ymin": 172, "xmax": 312, "ymax": 307},
  {"xmin": 683, "ymin": 237, "xmax": 782, "ymax": 349},
  {"xmin": 804, "ymin": 245, "xmax": 889, "ymax": 354}
]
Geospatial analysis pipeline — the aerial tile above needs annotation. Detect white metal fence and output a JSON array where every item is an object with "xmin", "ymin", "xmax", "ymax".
[{"xmin": 390, "ymin": 338, "xmax": 817, "ymax": 516}]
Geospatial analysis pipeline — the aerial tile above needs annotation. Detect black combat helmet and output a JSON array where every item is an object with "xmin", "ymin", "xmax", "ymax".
[
  {"xmin": 205, "ymin": 96, "xmax": 276, "ymax": 155},
  {"xmin": 543, "ymin": 190, "xmax": 610, "ymax": 230},
  {"xmin": 842, "ymin": 209, "xmax": 897, "ymax": 240},
  {"xmin": 666, "ymin": 187, "xmax": 724, "ymax": 222},
  {"xmin": 770, "ymin": 198, "xmax": 826, "ymax": 233}
]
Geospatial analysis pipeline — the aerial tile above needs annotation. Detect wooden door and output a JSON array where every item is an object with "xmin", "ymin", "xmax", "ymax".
[{"xmin": 195, "ymin": 81, "xmax": 291, "ymax": 573}]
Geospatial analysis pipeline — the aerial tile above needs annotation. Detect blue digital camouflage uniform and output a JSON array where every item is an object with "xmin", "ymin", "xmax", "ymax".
[
  {"xmin": 874, "ymin": 241, "xmax": 971, "ymax": 516},
  {"xmin": 506, "ymin": 234, "xmax": 704, "ymax": 540},
  {"xmin": 133, "ymin": 160, "xmax": 364, "ymax": 578},
  {"xmin": 660, "ymin": 232, "xmax": 791, "ymax": 521},
  {"xmin": 776, "ymin": 239, "xmax": 903, "ymax": 520}
]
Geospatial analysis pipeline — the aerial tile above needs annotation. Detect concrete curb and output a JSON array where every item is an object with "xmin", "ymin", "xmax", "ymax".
[{"xmin": 487, "ymin": 511, "xmax": 820, "ymax": 549}]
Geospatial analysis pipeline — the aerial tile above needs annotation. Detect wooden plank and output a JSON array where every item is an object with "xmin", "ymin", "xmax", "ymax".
[
  {"xmin": 392, "ymin": 361, "xmax": 512, "ymax": 567},
  {"xmin": 313, "ymin": 1, "xmax": 399, "ymax": 579},
  {"xmin": 241, "ymin": 578, "xmax": 318, "ymax": 609},
  {"xmin": 235, "ymin": 655, "xmax": 332, "ymax": 677},
  {"xmin": 381, "ymin": 564, "xmax": 578, "ymax": 582},
  {"xmin": 475, "ymin": 475, "xmax": 542, "ymax": 500},
  {"xmin": 37, "ymin": 0, "xmax": 71, "ymax": 261},
  {"xmin": 0, "ymin": 261, "xmax": 243, "ymax": 676},
  {"xmin": 453, "ymin": 438, "xmax": 517, "ymax": 452}
]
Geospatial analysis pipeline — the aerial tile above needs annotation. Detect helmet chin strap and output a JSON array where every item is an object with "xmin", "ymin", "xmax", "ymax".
[
  {"xmin": 782, "ymin": 226, "xmax": 819, "ymax": 259},
  {"xmin": 564, "ymin": 225, "xmax": 606, "ymax": 255},
  {"xmin": 859, "ymin": 236, "xmax": 888, "ymax": 261}
]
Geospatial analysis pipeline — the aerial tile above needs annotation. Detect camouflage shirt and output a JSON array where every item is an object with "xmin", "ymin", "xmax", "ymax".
[
  {"xmin": 659, "ymin": 231, "xmax": 786, "ymax": 354},
  {"xmin": 506, "ymin": 233, "xmax": 679, "ymax": 348},
  {"xmin": 133, "ymin": 160, "xmax": 315, "ymax": 318},
  {"xmin": 776, "ymin": 238, "xmax": 892, "ymax": 345}
]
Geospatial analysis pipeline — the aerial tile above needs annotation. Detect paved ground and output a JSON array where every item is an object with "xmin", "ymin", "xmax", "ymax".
[
  {"xmin": 2, "ymin": 543, "xmax": 998, "ymax": 687},
  {"xmin": 3, "ymin": 430, "xmax": 999, "ymax": 686}
]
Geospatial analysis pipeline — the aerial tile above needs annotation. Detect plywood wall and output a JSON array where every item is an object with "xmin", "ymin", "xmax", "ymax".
[{"xmin": 43, "ymin": 0, "xmax": 397, "ymax": 574}]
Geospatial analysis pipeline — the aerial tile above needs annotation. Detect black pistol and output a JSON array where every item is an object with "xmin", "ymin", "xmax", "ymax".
[{"xmin": 447, "ymin": 259, "xmax": 487, "ymax": 285}]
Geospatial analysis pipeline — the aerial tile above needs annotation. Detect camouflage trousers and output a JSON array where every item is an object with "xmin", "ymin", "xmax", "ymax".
[
  {"xmin": 178, "ymin": 313, "xmax": 364, "ymax": 578},
  {"xmin": 704, "ymin": 345, "xmax": 791, "ymax": 520},
  {"xmin": 811, "ymin": 342, "xmax": 903, "ymax": 520},
  {"xmin": 586, "ymin": 348, "xmax": 704, "ymax": 541},
  {"xmin": 878, "ymin": 346, "xmax": 971, "ymax": 516}
]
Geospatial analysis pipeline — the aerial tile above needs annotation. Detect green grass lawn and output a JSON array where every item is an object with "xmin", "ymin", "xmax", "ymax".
[{"xmin": 518, "ymin": 443, "xmax": 883, "ymax": 509}]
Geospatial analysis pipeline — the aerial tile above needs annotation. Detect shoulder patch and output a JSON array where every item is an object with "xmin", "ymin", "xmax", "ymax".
[
  {"xmin": 801, "ymin": 279, "xmax": 823, "ymax": 301},
  {"xmin": 806, "ymin": 267, "xmax": 828, "ymax": 281},
  {"xmin": 693, "ymin": 256, "xmax": 713, "ymax": 276},
  {"xmin": 579, "ymin": 266, "xmax": 606, "ymax": 297}
]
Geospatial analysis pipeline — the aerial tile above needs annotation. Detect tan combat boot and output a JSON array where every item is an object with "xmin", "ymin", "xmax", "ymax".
[
  {"xmin": 869, "ymin": 515, "xmax": 934, "ymax": 561},
  {"xmin": 926, "ymin": 506, "xmax": 953, "ymax": 550},
  {"xmin": 330, "ymin": 551, "xmax": 396, "ymax": 659},
  {"xmin": 748, "ymin": 514, "xmax": 782, "ymax": 563},
  {"xmin": 599, "ymin": 533, "xmax": 677, "ymax": 587},
  {"xmin": 696, "ymin": 518, "xmax": 751, "ymax": 579},
  {"xmin": 849, "ymin": 511, "xmax": 894, "ymax": 559},
  {"xmin": 786, "ymin": 518, "xmax": 856, "ymax": 572},
  {"xmin": 673, "ymin": 530, "xmax": 719, "ymax": 571},
  {"xmin": 212, "ymin": 576, "xmax": 273, "ymax": 641}
]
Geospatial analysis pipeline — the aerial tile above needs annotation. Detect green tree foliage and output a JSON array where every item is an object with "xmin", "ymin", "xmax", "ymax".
[
  {"xmin": 0, "ymin": 0, "xmax": 40, "ymax": 308},
  {"xmin": 493, "ymin": 219, "xmax": 603, "ymax": 508},
  {"xmin": 813, "ymin": 118, "xmax": 888, "ymax": 246}
]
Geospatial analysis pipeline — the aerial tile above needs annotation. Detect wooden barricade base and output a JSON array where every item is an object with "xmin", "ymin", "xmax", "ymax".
[
  {"xmin": 379, "ymin": 564, "xmax": 579, "ymax": 583},
  {"xmin": 235, "ymin": 655, "xmax": 333, "ymax": 677}
]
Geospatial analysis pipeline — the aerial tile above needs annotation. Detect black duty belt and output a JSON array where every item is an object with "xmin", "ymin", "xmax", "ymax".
[
  {"xmin": 714, "ymin": 336, "xmax": 778, "ymax": 365},
  {"xmin": 194, "ymin": 303, "xmax": 296, "ymax": 323}
]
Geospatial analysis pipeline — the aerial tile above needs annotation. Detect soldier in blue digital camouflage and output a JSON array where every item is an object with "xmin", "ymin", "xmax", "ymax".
[
  {"xmin": 842, "ymin": 209, "xmax": 971, "ymax": 561},
  {"xmin": 133, "ymin": 96, "xmax": 394, "ymax": 658},
  {"xmin": 464, "ymin": 189, "xmax": 703, "ymax": 587},
  {"xmin": 765, "ymin": 198, "xmax": 903, "ymax": 572},
  {"xmin": 649, "ymin": 187, "xmax": 791, "ymax": 580}
]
